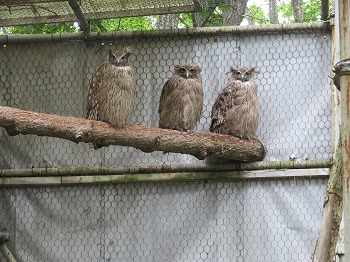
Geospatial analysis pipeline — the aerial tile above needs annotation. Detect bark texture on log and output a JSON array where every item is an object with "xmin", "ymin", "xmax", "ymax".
[
  {"xmin": 312, "ymin": 138, "xmax": 343, "ymax": 262},
  {"xmin": 0, "ymin": 106, "xmax": 267, "ymax": 162}
]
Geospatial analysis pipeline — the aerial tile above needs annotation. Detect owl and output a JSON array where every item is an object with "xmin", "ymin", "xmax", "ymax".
[
  {"xmin": 86, "ymin": 47, "xmax": 136, "ymax": 148},
  {"xmin": 158, "ymin": 63, "xmax": 204, "ymax": 131},
  {"xmin": 210, "ymin": 66, "xmax": 259, "ymax": 140}
]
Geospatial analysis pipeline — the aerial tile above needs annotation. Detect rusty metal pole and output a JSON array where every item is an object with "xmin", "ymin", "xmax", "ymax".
[{"xmin": 339, "ymin": 0, "xmax": 350, "ymax": 261}]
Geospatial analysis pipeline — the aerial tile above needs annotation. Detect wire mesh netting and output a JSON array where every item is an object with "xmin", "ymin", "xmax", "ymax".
[
  {"xmin": 0, "ymin": 25, "xmax": 332, "ymax": 261},
  {"xmin": 0, "ymin": 27, "xmax": 332, "ymax": 169},
  {"xmin": 0, "ymin": 178, "xmax": 326, "ymax": 261},
  {"xmin": 0, "ymin": 0, "xmax": 199, "ymax": 27}
]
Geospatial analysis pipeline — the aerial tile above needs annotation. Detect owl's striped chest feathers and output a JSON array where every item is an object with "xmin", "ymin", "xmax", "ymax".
[{"xmin": 210, "ymin": 66, "xmax": 260, "ymax": 140}]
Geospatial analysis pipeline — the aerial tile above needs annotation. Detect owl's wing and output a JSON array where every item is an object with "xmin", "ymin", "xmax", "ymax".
[
  {"xmin": 86, "ymin": 63, "xmax": 108, "ymax": 120},
  {"xmin": 158, "ymin": 77, "xmax": 178, "ymax": 114},
  {"xmin": 210, "ymin": 83, "xmax": 238, "ymax": 132}
]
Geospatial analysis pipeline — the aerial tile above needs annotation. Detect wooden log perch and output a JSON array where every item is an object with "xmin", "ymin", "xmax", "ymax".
[{"xmin": 0, "ymin": 106, "xmax": 267, "ymax": 162}]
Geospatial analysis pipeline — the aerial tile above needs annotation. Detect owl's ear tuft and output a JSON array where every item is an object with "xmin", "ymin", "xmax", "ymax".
[
  {"xmin": 229, "ymin": 66, "xmax": 239, "ymax": 72},
  {"xmin": 124, "ymin": 46, "xmax": 134, "ymax": 55},
  {"xmin": 228, "ymin": 66, "xmax": 239, "ymax": 75},
  {"xmin": 108, "ymin": 49, "xmax": 115, "ymax": 59},
  {"xmin": 194, "ymin": 64, "xmax": 202, "ymax": 72},
  {"xmin": 249, "ymin": 67, "xmax": 259, "ymax": 74},
  {"xmin": 174, "ymin": 64, "xmax": 182, "ymax": 71}
]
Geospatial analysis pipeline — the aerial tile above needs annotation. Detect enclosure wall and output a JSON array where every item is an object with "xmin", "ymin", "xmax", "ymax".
[
  {"xmin": 0, "ymin": 25, "xmax": 332, "ymax": 262},
  {"xmin": 0, "ymin": 25, "xmax": 332, "ymax": 168}
]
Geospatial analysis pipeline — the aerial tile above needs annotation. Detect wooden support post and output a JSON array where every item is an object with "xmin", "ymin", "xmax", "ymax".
[{"xmin": 339, "ymin": 0, "xmax": 350, "ymax": 261}]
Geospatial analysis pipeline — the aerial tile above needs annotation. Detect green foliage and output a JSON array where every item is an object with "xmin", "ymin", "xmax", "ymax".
[
  {"xmin": 195, "ymin": 8, "xmax": 223, "ymax": 27},
  {"xmin": 6, "ymin": 16, "xmax": 153, "ymax": 34},
  {"xmin": 278, "ymin": 0, "xmax": 328, "ymax": 23},
  {"xmin": 278, "ymin": 1, "xmax": 293, "ymax": 22},
  {"xmin": 7, "ymin": 22, "xmax": 78, "ymax": 34},
  {"xmin": 248, "ymin": 3, "xmax": 270, "ymax": 25},
  {"xmin": 302, "ymin": 0, "xmax": 324, "ymax": 22},
  {"xmin": 178, "ymin": 14, "xmax": 193, "ymax": 28},
  {"xmin": 95, "ymin": 17, "xmax": 153, "ymax": 31},
  {"xmin": 2, "ymin": 0, "xmax": 328, "ymax": 34}
]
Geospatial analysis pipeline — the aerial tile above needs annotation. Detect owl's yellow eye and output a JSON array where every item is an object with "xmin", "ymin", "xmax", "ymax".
[{"xmin": 180, "ymin": 68, "xmax": 186, "ymax": 73}]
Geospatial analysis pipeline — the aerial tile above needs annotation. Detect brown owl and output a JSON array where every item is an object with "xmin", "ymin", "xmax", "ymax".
[
  {"xmin": 158, "ymin": 63, "xmax": 204, "ymax": 131},
  {"xmin": 210, "ymin": 66, "xmax": 259, "ymax": 140},
  {"xmin": 86, "ymin": 47, "xmax": 135, "ymax": 148}
]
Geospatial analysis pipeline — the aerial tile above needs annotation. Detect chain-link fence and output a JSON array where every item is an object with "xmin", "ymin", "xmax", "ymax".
[{"xmin": 0, "ymin": 24, "xmax": 332, "ymax": 261}]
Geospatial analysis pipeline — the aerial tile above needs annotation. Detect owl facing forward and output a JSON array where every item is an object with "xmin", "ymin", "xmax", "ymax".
[
  {"xmin": 158, "ymin": 63, "xmax": 204, "ymax": 131},
  {"xmin": 86, "ymin": 47, "xmax": 136, "ymax": 148},
  {"xmin": 210, "ymin": 66, "xmax": 259, "ymax": 140}
]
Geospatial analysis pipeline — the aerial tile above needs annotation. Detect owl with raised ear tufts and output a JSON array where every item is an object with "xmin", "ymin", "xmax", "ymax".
[
  {"xmin": 210, "ymin": 66, "xmax": 259, "ymax": 140},
  {"xmin": 158, "ymin": 63, "xmax": 204, "ymax": 131},
  {"xmin": 86, "ymin": 47, "xmax": 136, "ymax": 149}
]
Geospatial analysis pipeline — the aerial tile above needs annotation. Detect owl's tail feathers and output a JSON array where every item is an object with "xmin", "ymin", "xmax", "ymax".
[{"xmin": 209, "ymin": 122, "xmax": 220, "ymax": 133}]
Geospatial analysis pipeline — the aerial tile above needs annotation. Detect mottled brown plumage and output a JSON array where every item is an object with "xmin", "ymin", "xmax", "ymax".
[
  {"xmin": 158, "ymin": 63, "xmax": 204, "ymax": 131},
  {"xmin": 86, "ymin": 47, "xmax": 135, "ymax": 148},
  {"xmin": 210, "ymin": 66, "xmax": 259, "ymax": 140}
]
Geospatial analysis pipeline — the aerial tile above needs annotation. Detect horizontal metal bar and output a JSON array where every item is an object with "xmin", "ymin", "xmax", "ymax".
[
  {"xmin": 0, "ymin": 160, "xmax": 331, "ymax": 178},
  {"xmin": 0, "ymin": 168, "xmax": 329, "ymax": 186},
  {"xmin": 0, "ymin": 22, "xmax": 331, "ymax": 44}
]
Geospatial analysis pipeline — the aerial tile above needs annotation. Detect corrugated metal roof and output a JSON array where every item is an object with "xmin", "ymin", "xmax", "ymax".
[{"xmin": 0, "ymin": 0, "xmax": 201, "ymax": 26}]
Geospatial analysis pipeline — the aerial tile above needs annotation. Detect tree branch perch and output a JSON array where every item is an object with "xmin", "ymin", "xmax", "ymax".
[{"xmin": 0, "ymin": 106, "xmax": 267, "ymax": 162}]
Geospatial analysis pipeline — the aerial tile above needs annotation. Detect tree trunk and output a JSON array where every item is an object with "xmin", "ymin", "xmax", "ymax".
[
  {"xmin": 312, "ymin": 138, "xmax": 343, "ymax": 262},
  {"xmin": 292, "ymin": 0, "xmax": 304, "ymax": 22},
  {"xmin": 222, "ymin": 0, "xmax": 248, "ymax": 26},
  {"xmin": 0, "ymin": 106, "xmax": 267, "ymax": 162},
  {"xmin": 269, "ymin": 0, "xmax": 279, "ymax": 24}
]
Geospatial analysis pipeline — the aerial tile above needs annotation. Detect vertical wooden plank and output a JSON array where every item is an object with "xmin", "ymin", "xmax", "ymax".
[
  {"xmin": 339, "ymin": 0, "xmax": 350, "ymax": 261},
  {"xmin": 332, "ymin": 0, "xmax": 345, "ymax": 258},
  {"xmin": 333, "ymin": 0, "xmax": 341, "ymax": 153}
]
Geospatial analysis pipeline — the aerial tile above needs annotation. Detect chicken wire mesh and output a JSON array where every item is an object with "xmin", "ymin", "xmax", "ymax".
[
  {"xmin": 0, "ymin": 0, "xmax": 200, "ymax": 27},
  {"xmin": 0, "ymin": 25, "xmax": 332, "ymax": 169},
  {"xmin": 0, "ymin": 25, "xmax": 332, "ymax": 261},
  {"xmin": 0, "ymin": 178, "xmax": 326, "ymax": 261}
]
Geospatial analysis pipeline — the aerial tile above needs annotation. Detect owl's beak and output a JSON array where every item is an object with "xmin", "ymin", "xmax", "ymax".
[
  {"xmin": 185, "ymin": 70, "xmax": 191, "ymax": 79},
  {"xmin": 114, "ymin": 59, "xmax": 122, "ymax": 66},
  {"xmin": 240, "ymin": 74, "xmax": 247, "ymax": 82}
]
